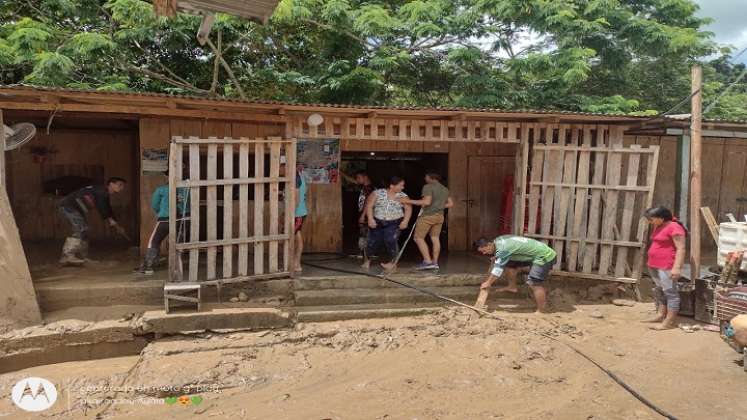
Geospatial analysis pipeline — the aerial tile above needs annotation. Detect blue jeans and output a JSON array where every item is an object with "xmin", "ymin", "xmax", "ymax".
[
  {"xmin": 59, "ymin": 206, "xmax": 89, "ymax": 240},
  {"xmin": 367, "ymin": 218, "xmax": 402, "ymax": 262}
]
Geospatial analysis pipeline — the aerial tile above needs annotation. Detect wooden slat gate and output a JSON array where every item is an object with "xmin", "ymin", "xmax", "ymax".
[
  {"xmin": 168, "ymin": 136, "xmax": 297, "ymax": 286},
  {"xmin": 522, "ymin": 125, "xmax": 659, "ymax": 295}
]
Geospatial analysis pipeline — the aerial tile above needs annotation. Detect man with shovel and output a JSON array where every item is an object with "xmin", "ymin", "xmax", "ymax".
[
  {"xmin": 58, "ymin": 177, "xmax": 127, "ymax": 265},
  {"xmin": 474, "ymin": 236, "xmax": 556, "ymax": 313}
]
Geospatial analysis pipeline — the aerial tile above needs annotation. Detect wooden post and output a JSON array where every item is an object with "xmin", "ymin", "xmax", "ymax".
[
  {"xmin": 513, "ymin": 123, "xmax": 530, "ymax": 235},
  {"xmin": 153, "ymin": 0, "xmax": 177, "ymax": 17},
  {"xmin": 168, "ymin": 141, "xmax": 180, "ymax": 281},
  {"xmin": 676, "ymin": 134, "xmax": 690, "ymax": 223},
  {"xmin": 0, "ymin": 109, "xmax": 5, "ymax": 188},
  {"xmin": 690, "ymin": 65, "xmax": 703, "ymax": 283}
]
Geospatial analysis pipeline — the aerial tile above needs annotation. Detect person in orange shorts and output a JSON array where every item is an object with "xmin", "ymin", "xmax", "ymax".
[{"xmin": 397, "ymin": 172, "xmax": 453, "ymax": 270}]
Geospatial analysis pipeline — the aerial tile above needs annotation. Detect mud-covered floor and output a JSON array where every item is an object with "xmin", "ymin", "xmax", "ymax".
[
  {"xmin": 1, "ymin": 302, "xmax": 744, "ymax": 420},
  {"xmin": 27, "ymin": 239, "xmax": 489, "ymax": 286}
]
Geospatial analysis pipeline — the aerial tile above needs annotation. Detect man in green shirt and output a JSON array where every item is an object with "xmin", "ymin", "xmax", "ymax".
[
  {"xmin": 398, "ymin": 172, "xmax": 453, "ymax": 270},
  {"xmin": 474, "ymin": 235, "xmax": 557, "ymax": 313}
]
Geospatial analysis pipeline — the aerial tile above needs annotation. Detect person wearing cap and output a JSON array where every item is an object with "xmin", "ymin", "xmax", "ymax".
[
  {"xmin": 280, "ymin": 156, "xmax": 308, "ymax": 272},
  {"xmin": 474, "ymin": 235, "xmax": 557, "ymax": 313}
]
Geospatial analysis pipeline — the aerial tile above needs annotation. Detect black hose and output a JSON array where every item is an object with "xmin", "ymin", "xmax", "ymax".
[
  {"xmin": 301, "ymin": 259, "xmax": 678, "ymax": 420},
  {"xmin": 301, "ymin": 260, "xmax": 498, "ymax": 317},
  {"xmin": 537, "ymin": 332, "xmax": 678, "ymax": 420}
]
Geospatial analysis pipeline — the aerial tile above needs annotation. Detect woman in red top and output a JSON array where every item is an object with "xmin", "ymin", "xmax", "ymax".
[{"xmin": 643, "ymin": 206, "xmax": 687, "ymax": 330}]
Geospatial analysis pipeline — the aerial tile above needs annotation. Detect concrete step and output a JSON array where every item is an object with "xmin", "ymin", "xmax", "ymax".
[
  {"xmin": 138, "ymin": 308, "xmax": 293, "ymax": 334},
  {"xmin": 0, "ymin": 320, "xmax": 146, "ymax": 374},
  {"xmin": 294, "ymin": 273, "xmax": 485, "ymax": 291},
  {"xmin": 35, "ymin": 278, "xmax": 295, "ymax": 312},
  {"xmin": 294, "ymin": 286, "xmax": 530, "ymax": 307},
  {"xmin": 36, "ymin": 280, "xmax": 165, "ymax": 311},
  {"xmin": 295, "ymin": 303, "xmax": 444, "ymax": 323}
]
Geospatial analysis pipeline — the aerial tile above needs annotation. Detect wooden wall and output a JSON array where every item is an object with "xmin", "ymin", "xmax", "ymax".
[
  {"xmin": 138, "ymin": 118, "xmax": 284, "ymax": 252},
  {"xmin": 623, "ymin": 135, "xmax": 678, "ymax": 213},
  {"xmin": 7, "ymin": 128, "xmax": 137, "ymax": 241},
  {"xmin": 625, "ymin": 134, "xmax": 747, "ymax": 253}
]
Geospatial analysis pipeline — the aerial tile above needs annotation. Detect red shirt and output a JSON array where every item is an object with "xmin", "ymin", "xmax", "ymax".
[{"xmin": 647, "ymin": 221, "xmax": 686, "ymax": 270}]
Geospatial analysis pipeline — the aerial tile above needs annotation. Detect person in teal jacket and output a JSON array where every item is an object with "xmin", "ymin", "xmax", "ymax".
[
  {"xmin": 280, "ymin": 157, "xmax": 308, "ymax": 273},
  {"xmin": 133, "ymin": 178, "xmax": 189, "ymax": 276}
]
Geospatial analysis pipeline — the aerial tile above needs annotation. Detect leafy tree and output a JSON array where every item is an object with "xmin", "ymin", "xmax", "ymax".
[{"xmin": 0, "ymin": 0, "xmax": 742, "ymax": 120}]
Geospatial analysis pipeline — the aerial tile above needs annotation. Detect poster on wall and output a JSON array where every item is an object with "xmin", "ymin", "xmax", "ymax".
[
  {"xmin": 297, "ymin": 139, "xmax": 340, "ymax": 184},
  {"xmin": 141, "ymin": 148, "xmax": 168, "ymax": 175}
]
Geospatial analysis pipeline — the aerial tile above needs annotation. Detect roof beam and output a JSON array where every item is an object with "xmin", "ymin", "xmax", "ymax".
[{"xmin": 0, "ymin": 101, "xmax": 286, "ymax": 123}]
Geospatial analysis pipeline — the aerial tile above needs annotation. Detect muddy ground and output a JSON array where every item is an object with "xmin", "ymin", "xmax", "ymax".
[{"xmin": 1, "ymin": 300, "xmax": 745, "ymax": 420}]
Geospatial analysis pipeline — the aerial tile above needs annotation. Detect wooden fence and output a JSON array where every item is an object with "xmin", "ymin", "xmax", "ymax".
[
  {"xmin": 523, "ymin": 125, "xmax": 660, "ymax": 288},
  {"xmin": 168, "ymin": 136, "xmax": 296, "ymax": 285}
]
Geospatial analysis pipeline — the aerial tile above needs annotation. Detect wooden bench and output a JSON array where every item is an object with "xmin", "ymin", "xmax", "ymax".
[{"xmin": 164, "ymin": 282, "xmax": 202, "ymax": 313}]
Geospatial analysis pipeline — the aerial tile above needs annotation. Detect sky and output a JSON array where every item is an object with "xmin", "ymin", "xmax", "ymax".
[{"xmin": 695, "ymin": 0, "xmax": 747, "ymax": 61}]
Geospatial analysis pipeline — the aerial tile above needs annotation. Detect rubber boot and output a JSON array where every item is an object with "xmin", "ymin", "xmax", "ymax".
[
  {"xmin": 133, "ymin": 248, "xmax": 158, "ymax": 276},
  {"xmin": 78, "ymin": 240, "xmax": 94, "ymax": 262},
  {"xmin": 59, "ymin": 237, "xmax": 85, "ymax": 266}
]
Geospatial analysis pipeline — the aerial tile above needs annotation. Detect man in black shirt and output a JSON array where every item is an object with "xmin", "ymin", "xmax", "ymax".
[{"xmin": 58, "ymin": 177, "xmax": 126, "ymax": 265}]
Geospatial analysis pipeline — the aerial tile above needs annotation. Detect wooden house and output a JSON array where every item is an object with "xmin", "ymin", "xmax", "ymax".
[{"xmin": 2, "ymin": 85, "xmax": 747, "ymax": 316}]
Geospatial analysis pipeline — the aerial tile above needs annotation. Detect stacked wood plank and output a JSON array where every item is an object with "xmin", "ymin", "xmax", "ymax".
[
  {"xmin": 523, "ymin": 124, "xmax": 660, "ymax": 284},
  {"xmin": 168, "ymin": 136, "xmax": 296, "ymax": 286}
]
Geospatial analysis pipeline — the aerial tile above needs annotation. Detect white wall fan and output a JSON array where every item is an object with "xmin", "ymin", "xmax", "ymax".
[{"xmin": 3, "ymin": 123, "xmax": 36, "ymax": 151}]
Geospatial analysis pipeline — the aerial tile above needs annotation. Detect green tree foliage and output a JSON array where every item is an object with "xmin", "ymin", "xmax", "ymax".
[{"xmin": 0, "ymin": 0, "xmax": 744, "ymax": 119}]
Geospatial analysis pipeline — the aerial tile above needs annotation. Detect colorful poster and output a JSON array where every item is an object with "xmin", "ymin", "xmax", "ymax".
[{"xmin": 297, "ymin": 139, "xmax": 340, "ymax": 184}]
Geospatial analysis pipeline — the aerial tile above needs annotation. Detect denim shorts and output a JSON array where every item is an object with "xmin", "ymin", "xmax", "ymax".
[
  {"xmin": 648, "ymin": 267, "xmax": 680, "ymax": 310},
  {"xmin": 526, "ymin": 257, "xmax": 556, "ymax": 286}
]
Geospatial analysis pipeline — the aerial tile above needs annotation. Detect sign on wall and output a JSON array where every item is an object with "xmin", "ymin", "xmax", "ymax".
[
  {"xmin": 141, "ymin": 148, "xmax": 168, "ymax": 175},
  {"xmin": 297, "ymin": 139, "xmax": 340, "ymax": 184}
]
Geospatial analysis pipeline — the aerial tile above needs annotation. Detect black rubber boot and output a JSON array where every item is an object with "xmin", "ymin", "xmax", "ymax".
[{"xmin": 133, "ymin": 248, "xmax": 159, "ymax": 275}]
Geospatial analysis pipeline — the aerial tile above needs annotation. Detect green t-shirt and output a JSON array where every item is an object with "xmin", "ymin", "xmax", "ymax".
[
  {"xmin": 421, "ymin": 181, "xmax": 449, "ymax": 216},
  {"xmin": 493, "ymin": 235, "xmax": 557, "ymax": 268}
]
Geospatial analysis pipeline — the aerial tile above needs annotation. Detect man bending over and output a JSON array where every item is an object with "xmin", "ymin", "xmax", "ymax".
[{"xmin": 474, "ymin": 235, "xmax": 557, "ymax": 313}]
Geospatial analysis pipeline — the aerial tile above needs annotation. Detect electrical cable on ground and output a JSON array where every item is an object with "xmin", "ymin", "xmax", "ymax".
[{"xmin": 302, "ymin": 212, "xmax": 678, "ymax": 419}]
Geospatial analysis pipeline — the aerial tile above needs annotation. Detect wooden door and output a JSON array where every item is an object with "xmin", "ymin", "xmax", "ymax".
[{"xmin": 467, "ymin": 156, "xmax": 515, "ymax": 245}]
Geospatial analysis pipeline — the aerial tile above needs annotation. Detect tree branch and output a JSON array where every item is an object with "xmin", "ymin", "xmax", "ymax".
[
  {"xmin": 126, "ymin": 65, "xmax": 211, "ymax": 95},
  {"xmin": 210, "ymin": 29, "xmax": 222, "ymax": 95},
  {"xmin": 132, "ymin": 40, "xmax": 198, "ymax": 89},
  {"xmin": 300, "ymin": 18, "xmax": 377, "ymax": 50},
  {"xmin": 205, "ymin": 38, "xmax": 248, "ymax": 101}
]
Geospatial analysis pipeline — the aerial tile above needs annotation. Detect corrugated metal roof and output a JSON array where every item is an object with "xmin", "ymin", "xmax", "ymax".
[
  {"xmin": 0, "ymin": 84, "xmax": 649, "ymax": 119},
  {"xmin": 3, "ymin": 84, "xmax": 747, "ymax": 125}
]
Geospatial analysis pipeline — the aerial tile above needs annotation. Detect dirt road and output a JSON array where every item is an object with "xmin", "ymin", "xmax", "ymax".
[{"xmin": 1, "ymin": 302, "xmax": 744, "ymax": 420}]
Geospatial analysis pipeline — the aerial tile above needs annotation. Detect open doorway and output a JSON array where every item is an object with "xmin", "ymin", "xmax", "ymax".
[
  {"xmin": 341, "ymin": 152, "xmax": 448, "ymax": 260},
  {"xmin": 3, "ymin": 112, "xmax": 140, "ymax": 275}
]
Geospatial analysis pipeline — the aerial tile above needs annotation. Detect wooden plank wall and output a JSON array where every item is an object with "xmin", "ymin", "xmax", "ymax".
[
  {"xmin": 6, "ymin": 128, "xmax": 136, "ymax": 241},
  {"xmin": 139, "ymin": 118, "xmax": 283, "ymax": 252},
  {"xmin": 523, "ymin": 125, "xmax": 661, "ymax": 282},
  {"xmin": 628, "ymin": 135, "xmax": 747, "ymax": 255}
]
